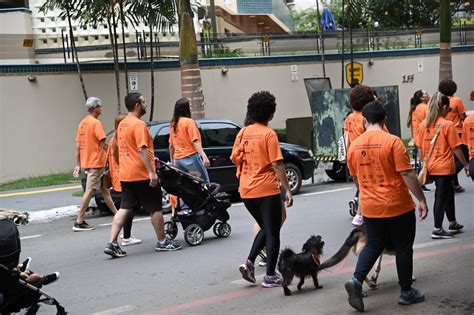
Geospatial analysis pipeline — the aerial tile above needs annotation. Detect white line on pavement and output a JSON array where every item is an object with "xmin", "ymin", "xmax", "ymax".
[
  {"xmin": 413, "ymin": 238, "xmax": 459, "ymax": 249},
  {"xmin": 20, "ymin": 235, "xmax": 43, "ymax": 240},
  {"xmin": 299, "ymin": 187, "xmax": 354, "ymax": 197},
  {"xmin": 92, "ymin": 305, "xmax": 135, "ymax": 315}
]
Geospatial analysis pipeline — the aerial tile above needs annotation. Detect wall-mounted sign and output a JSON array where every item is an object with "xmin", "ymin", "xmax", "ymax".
[
  {"xmin": 345, "ymin": 62, "xmax": 363, "ymax": 86},
  {"xmin": 129, "ymin": 72, "xmax": 138, "ymax": 91}
]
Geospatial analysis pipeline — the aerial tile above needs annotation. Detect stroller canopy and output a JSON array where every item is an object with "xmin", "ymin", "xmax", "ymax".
[{"xmin": 0, "ymin": 220, "xmax": 20, "ymax": 261}]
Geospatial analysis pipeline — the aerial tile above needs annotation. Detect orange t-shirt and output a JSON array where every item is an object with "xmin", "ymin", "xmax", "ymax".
[
  {"xmin": 169, "ymin": 117, "xmax": 201, "ymax": 160},
  {"xmin": 411, "ymin": 103, "xmax": 428, "ymax": 139},
  {"xmin": 461, "ymin": 114, "xmax": 474, "ymax": 160},
  {"xmin": 416, "ymin": 117, "xmax": 461, "ymax": 175},
  {"xmin": 445, "ymin": 96, "xmax": 466, "ymax": 134},
  {"xmin": 231, "ymin": 124, "xmax": 283, "ymax": 199},
  {"xmin": 75, "ymin": 115, "xmax": 107, "ymax": 168},
  {"xmin": 117, "ymin": 114, "xmax": 155, "ymax": 182},
  {"xmin": 107, "ymin": 136, "xmax": 121, "ymax": 192},
  {"xmin": 344, "ymin": 111, "xmax": 388, "ymax": 146},
  {"xmin": 347, "ymin": 130, "xmax": 416, "ymax": 218}
]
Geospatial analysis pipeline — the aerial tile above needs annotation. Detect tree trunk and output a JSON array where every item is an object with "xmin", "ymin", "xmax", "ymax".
[
  {"xmin": 148, "ymin": 0, "xmax": 155, "ymax": 122},
  {"xmin": 179, "ymin": 0, "xmax": 205, "ymax": 119},
  {"xmin": 108, "ymin": 16, "xmax": 121, "ymax": 113},
  {"xmin": 66, "ymin": 9, "xmax": 87, "ymax": 101},
  {"xmin": 439, "ymin": 0, "xmax": 452, "ymax": 81},
  {"xmin": 119, "ymin": 0, "xmax": 129, "ymax": 93}
]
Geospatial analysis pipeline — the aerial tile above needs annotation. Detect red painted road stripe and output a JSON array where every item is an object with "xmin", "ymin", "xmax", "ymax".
[{"xmin": 148, "ymin": 243, "xmax": 474, "ymax": 315}]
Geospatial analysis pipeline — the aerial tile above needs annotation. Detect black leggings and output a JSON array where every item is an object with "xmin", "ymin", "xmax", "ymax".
[
  {"xmin": 431, "ymin": 175, "xmax": 456, "ymax": 228},
  {"xmin": 354, "ymin": 210, "xmax": 416, "ymax": 292},
  {"xmin": 123, "ymin": 211, "xmax": 135, "ymax": 239},
  {"xmin": 243, "ymin": 194, "xmax": 282, "ymax": 276}
]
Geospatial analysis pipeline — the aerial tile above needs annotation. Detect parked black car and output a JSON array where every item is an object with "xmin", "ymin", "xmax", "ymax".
[{"xmin": 91, "ymin": 119, "xmax": 315, "ymax": 213}]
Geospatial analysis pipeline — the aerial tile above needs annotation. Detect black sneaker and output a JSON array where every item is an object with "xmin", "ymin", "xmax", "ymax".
[
  {"xmin": 431, "ymin": 228, "xmax": 454, "ymax": 239},
  {"xmin": 41, "ymin": 272, "xmax": 60, "ymax": 286},
  {"xmin": 344, "ymin": 277, "xmax": 364, "ymax": 312},
  {"xmin": 448, "ymin": 223, "xmax": 464, "ymax": 234},
  {"xmin": 398, "ymin": 288, "xmax": 425, "ymax": 305},
  {"xmin": 421, "ymin": 185, "xmax": 431, "ymax": 192},
  {"xmin": 104, "ymin": 243, "xmax": 127, "ymax": 258},
  {"xmin": 73, "ymin": 221, "xmax": 95, "ymax": 232}
]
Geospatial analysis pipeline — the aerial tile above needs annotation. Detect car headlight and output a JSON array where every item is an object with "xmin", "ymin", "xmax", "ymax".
[{"xmin": 308, "ymin": 149, "xmax": 314, "ymax": 157}]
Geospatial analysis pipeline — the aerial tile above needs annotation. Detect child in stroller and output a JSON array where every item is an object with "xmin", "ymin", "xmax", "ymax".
[
  {"xmin": 157, "ymin": 161, "xmax": 232, "ymax": 246},
  {"xmin": 0, "ymin": 219, "xmax": 66, "ymax": 315}
]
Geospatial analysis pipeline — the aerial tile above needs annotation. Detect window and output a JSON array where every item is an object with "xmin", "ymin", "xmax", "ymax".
[
  {"xmin": 94, "ymin": 35, "xmax": 99, "ymax": 40},
  {"xmin": 200, "ymin": 123, "xmax": 239, "ymax": 147},
  {"xmin": 52, "ymin": 28, "xmax": 56, "ymax": 32},
  {"xmin": 84, "ymin": 36, "xmax": 89, "ymax": 41},
  {"xmin": 53, "ymin": 38, "xmax": 58, "ymax": 43},
  {"xmin": 41, "ymin": 28, "xmax": 46, "ymax": 33},
  {"xmin": 40, "ymin": 18, "xmax": 44, "ymax": 23},
  {"xmin": 152, "ymin": 126, "xmax": 170, "ymax": 150},
  {"xmin": 42, "ymin": 39, "xmax": 47, "ymax": 44}
]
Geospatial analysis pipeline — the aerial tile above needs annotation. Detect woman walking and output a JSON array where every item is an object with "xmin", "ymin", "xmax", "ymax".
[
  {"xmin": 416, "ymin": 92, "xmax": 469, "ymax": 239},
  {"xmin": 231, "ymin": 91, "xmax": 293, "ymax": 288}
]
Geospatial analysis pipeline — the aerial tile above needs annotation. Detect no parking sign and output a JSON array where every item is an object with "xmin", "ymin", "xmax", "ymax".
[{"xmin": 129, "ymin": 73, "xmax": 138, "ymax": 91}]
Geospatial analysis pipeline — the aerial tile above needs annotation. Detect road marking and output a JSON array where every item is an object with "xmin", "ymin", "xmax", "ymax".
[
  {"xmin": 148, "ymin": 242, "xmax": 474, "ymax": 314},
  {"xmin": 98, "ymin": 217, "xmax": 150, "ymax": 227},
  {"xmin": 93, "ymin": 305, "xmax": 135, "ymax": 315},
  {"xmin": 20, "ymin": 235, "xmax": 43, "ymax": 240},
  {"xmin": 413, "ymin": 238, "xmax": 459, "ymax": 249},
  {"xmin": 299, "ymin": 187, "xmax": 354, "ymax": 197},
  {"xmin": 0, "ymin": 185, "xmax": 82, "ymax": 198}
]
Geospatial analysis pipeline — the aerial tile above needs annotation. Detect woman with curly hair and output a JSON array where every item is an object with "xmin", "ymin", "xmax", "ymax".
[{"xmin": 231, "ymin": 91, "xmax": 293, "ymax": 288}]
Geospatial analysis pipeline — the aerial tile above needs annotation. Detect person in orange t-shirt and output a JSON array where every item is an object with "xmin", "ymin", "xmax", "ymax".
[
  {"xmin": 107, "ymin": 114, "xmax": 141, "ymax": 247},
  {"xmin": 407, "ymin": 90, "xmax": 430, "ymax": 192},
  {"xmin": 438, "ymin": 79, "xmax": 468, "ymax": 192},
  {"xmin": 416, "ymin": 92, "xmax": 469, "ymax": 240},
  {"xmin": 73, "ymin": 97, "xmax": 118, "ymax": 232},
  {"xmin": 231, "ymin": 91, "xmax": 292, "ymax": 288},
  {"xmin": 104, "ymin": 92, "xmax": 183, "ymax": 258},
  {"xmin": 344, "ymin": 85, "xmax": 378, "ymax": 226},
  {"xmin": 461, "ymin": 113, "xmax": 474, "ymax": 180},
  {"xmin": 169, "ymin": 98, "xmax": 210, "ymax": 214},
  {"xmin": 345, "ymin": 101, "xmax": 428, "ymax": 312}
]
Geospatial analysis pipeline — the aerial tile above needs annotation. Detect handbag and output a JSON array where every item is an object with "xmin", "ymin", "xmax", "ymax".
[
  {"xmin": 231, "ymin": 127, "xmax": 247, "ymax": 179},
  {"xmin": 418, "ymin": 122, "xmax": 445, "ymax": 185}
]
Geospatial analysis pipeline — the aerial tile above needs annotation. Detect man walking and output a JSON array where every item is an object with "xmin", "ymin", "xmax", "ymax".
[
  {"xmin": 73, "ymin": 97, "xmax": 117, "ymax": 231},
  {"xmin": 104, "ymin": 92, "xmax": 183, "ymax": 258},
  {"xmin": 344, "ymin": 101, "xmax": 429, "ymax": 312}
]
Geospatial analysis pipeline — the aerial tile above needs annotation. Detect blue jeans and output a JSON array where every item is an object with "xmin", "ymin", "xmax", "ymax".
[{"xmin": 174, "ymin": 153, "xmax": 210, "ymax": 183}]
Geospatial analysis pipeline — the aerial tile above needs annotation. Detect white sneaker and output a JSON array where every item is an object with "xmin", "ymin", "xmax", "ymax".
[
  {"xmin": 121, "ymin": 237, "xmax": 142, "ymax": 246},
  {"xmin": 352, "ymin": 214, "xmax": 364, "ymax": 226}
]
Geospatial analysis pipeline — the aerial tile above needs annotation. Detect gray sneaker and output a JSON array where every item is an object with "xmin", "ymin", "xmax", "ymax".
[
  {"xmin": 73, "ymin": 221, "xmax": 95, "ymax": 231},
  {"xmin": 398, "ymin": 288, "xmax": 425, "ymax": 305},
  {"xmin": 431, "ymin": 228, "xmax": 454, "ymax": 239},
  {"xmin": 345, "ymin": 277, "xmax": 364, "ymax": 312},
  {"xmin": 155, "ymin": 239, "xmax": 183, "ymax": 251}
]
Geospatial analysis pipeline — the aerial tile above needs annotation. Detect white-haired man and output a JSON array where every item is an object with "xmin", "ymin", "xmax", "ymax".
[{"xmin": 72, "ymin": 97, "xmax": 117, "ymax": 231}]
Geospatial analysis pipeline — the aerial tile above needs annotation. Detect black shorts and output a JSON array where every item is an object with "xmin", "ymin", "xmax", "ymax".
[{"xmin": 120, "ymin": 180, "xmax": 162, "ymax": 213}]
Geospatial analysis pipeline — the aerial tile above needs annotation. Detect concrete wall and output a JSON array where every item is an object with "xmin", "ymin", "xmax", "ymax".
[{"xmin": 1, "ymin": 51, "xmax": 473, "ymax": 183}]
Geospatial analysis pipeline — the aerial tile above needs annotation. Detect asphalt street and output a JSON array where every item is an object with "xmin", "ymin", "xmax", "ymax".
[{"xmin": 8, "ymin": 175, "xmax": 474, "ymax": 315}]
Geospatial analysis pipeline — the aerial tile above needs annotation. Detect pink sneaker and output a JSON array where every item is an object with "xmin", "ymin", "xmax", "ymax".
[
  {"xmin": 239, "ymin": 260, "xmax": 256, "ymax": 283},
  {"xmin": 262, "ymin": 274, "xmax": 283, "ymax": 288},
  {"xmin": 352, "ymin": 214, "xmax": 364, "ymax": 226}
]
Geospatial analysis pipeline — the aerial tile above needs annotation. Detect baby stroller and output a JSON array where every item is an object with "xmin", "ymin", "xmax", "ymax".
[
  {"xmin": 0, "ymin": 219, "xmax": 66, "ymax": 315},
  {"xmin": 157, "ymin": 161, "xmax": 232, "ymax": 246}
]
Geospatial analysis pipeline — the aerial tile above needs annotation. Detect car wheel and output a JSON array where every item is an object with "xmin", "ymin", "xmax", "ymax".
[
  {"xmin": 94, "ymin": 195, "xmax": 114, "ymax": 214},
  {"xmin": 285, "ymin": 162, "xmax": 302, "ymax": 195},
  {"xmin": 325, "ymin": 161, "xmax": 348, "ymax": 182}
]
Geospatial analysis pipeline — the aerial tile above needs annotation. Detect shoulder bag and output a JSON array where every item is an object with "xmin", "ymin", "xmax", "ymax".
[{"xmin": 418, "ymin": 121, "xmax": 445, "ymax": 185}]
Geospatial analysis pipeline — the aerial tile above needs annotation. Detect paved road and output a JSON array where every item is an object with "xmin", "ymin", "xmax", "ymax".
[{"xmin": 13, "ymin": 176, "xmax": 474, "ymax": 314}]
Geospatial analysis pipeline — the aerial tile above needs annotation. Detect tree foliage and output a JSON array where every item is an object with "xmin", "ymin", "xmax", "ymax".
[{"xmin": 292, "ymin": 0, "xmax": 473, "ymax": 32}]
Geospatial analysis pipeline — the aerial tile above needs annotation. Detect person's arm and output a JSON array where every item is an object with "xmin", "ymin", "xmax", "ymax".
[
  {"xmin": 100, "ymin": 139, "xmax": 108, "ymax": 151},
  {"xmin": 454, "ymin": 146, "xmax": 470, "ymax": 176},
  {"xmin": 73, "ymin": 141, "xmax": 81, "ymax": 178},
  {"xmin": 272, "ymin": 160, "xmax": 293, "ymax": 207},
  {"xmin": 169, "ymin": 143, "xmax": 175, "ymax": 164},
  {"xmin": 400, "ymin": 170, "xmax": 428, "ymax": 220},
  {"xmin": 139, "ymin": 147, "xmax": 158, "ymax": 187},
  {"xmin": 193, "ymin": 140, "xmax": 210, "ymax": 168}
]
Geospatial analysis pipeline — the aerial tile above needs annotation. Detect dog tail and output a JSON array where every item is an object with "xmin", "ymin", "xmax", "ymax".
[
  {"xmin": 318, "ymin": 226, "xmax": 364, "ymax": 270},
  {"xmin": 279, "ymin": 248, "xmax": 296, "ymax": 261}
]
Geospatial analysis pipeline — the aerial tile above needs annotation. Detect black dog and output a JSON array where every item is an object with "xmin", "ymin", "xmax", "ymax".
[{"xmin": 277, "ymin": 235, "xmax": 324, "ymax": 296}]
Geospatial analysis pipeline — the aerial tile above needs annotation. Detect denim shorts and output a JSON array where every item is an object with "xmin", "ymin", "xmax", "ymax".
[{"xmin": 174, "ymin": 153, "xmax": 210, "ymax": 183}]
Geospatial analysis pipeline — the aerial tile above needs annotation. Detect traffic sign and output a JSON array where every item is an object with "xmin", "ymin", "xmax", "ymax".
[
  {"xmin": 345, "ymin": 62, "xmax": 363, "ymax": 86},
  {"xmin": 129, "ymin": 72, "xmax": 138, "ymax": 91}
]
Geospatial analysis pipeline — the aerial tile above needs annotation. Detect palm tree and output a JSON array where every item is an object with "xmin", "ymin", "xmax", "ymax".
[
  {"xmin": 439, "ymin": 0, "xmax": 452, "ymax": 81},
  {"xmin": 40, "ymin": 0, "xmax": 88, "ymax": 101},
  {"xmin": 178, "ymin": 0, "xmax": 206, "ymax": 119}
]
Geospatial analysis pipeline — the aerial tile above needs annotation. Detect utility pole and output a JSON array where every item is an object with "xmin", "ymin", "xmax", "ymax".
[{"xmin": 209, "ymin": 0, "xmax": 218, "ymax": 38}]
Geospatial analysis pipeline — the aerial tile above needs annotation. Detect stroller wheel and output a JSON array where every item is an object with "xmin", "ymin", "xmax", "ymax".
[
  {"xmin": 218, "ymin": 222, "xmax": 231, "ymax": 237},
  {"xmin": 213, "ymin": 223, "xmax": 222, "ymax": 237},
  {"xmin": 348, "ymin": 199, "xmax": 358, "ymax": 217},
  {"xmin": 164, "ymin": 221, "xmax": 178, "ymax": 240},
  {"xmin": 184, "ymin": 223, "xmax": 204, "ymax": 246}
]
